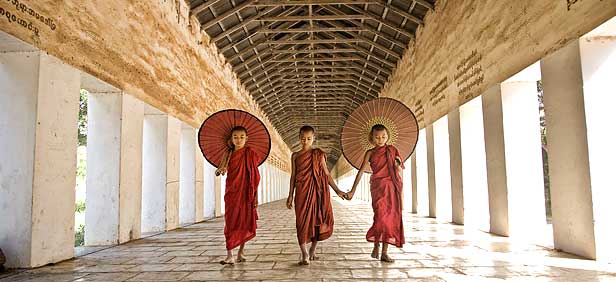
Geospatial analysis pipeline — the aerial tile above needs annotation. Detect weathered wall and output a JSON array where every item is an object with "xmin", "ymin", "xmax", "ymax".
[
  {"xmin": 381, "ymin": 0, "xmax": 616, "ymax": 127},
  {"xmin": 0, "ymin": 0, "xmax": 291, "ymax": 167}
]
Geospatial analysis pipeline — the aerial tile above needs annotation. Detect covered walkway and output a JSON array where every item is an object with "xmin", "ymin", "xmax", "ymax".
[{"xmin": 2, "ymin": 200, "xmax": 615, "ymax": 281}]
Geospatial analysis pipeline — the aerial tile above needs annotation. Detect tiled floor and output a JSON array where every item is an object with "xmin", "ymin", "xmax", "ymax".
[{"xmin": 2, "ymin": 199, "xmax": 615, "ymax": 281}]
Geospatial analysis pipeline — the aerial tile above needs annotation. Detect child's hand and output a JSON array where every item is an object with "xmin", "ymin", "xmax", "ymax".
[
  {"xmin": 345, "ymin": 190, "xmax": 355, "ymax": 200},
  {"xmin": 335, "ymin": 190, "xmax": 346, "ymax": 199},
  {"xmin": 254, "ymin": 201, "xmax": 258, "ymax": 208},
  {"xmin": 286, "ymin": 196, "xmax": 293, "ymax": 209},
  {"xmin": 215, "ymin": 167, "xmax": 227, "ymax": 176}
]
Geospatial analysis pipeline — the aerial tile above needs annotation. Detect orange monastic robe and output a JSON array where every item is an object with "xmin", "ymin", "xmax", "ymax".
[
  {"xmin": 224, "ymin": 146, "xmax": 260, "ymax": 250},
  {"xmin": 367, "ymin": 145, "xmax": 405, "ymax": 247},
  {"xmin": 294, "ymin": 149, "xmax": 334, "ymax": 244}
]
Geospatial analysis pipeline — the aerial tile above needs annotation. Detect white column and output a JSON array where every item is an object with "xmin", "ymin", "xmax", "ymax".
[
  {"xmin": 415, "ymin": 129, "xmax": 429, "ymax": 216},
  {"xmin": 203, "ymin": 161, "xmax": 216, "ymax": 219},
  {"xmin": 0, "ymin": 50, "xmax": 80, "ymax": 267},
  {"xmin": 85, "ymin": 91, "xmax": 123, "ymax": 246},
  {"xmin": 433, "ymin": 116, "xmax": 453, "ymax": 223},
  {"xmin": 460, "ymin": 96, "xmax": 490, "ymax": 232},
  {"xmin": 258, "ymin": 165, "xmax": 264, "ymax": 205},
  {"xmin": 410, "ymin": 153, "xmax": 418, "ymax": 213},
  {"xmin": 214, "ymin": 172, "xmax": 223, "ymax": 217},
  {"xmin": 220, "ymin": 174, "xmax": 227, "ymax": 214},
  {"xmin": 179, "ymin": 124, "xmax": 196, "ymax": 225},
  {"xmin": 448, "ymin": 108, "xmax": 465, "ymax": 225},
  {"xmin": 426, "ymin": 125, "xmax": 437, "ymax": 218},
  {"xmin": 540, "ymin": 18, "xmax": 616, "ymax": 260},
  {"xmin": 142, "ymin": 107, "xmax": 167, "ymax": 233},
  {"xmin": 118, "ymin": 94, "xmax": 144, "ymax": 243},
  {"xmin": 497, "ymin": 64, "xmax": 545, "ymax": 239},
  {"xmin": 482, "ymin": 85, "xmax": 510, "ymax": 236},
  {"xmin": 195, "ymin": 148, "xmax": 205, "ymax": 223},
  {"xmin": 579, "ymin": 21, "xmax": 616, "ymax": 261},
  {"xmin": 165, "ymin": 117, "xmax": 181, "ymax": 230}
]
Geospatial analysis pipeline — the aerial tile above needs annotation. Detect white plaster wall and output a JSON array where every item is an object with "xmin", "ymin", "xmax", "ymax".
[
  {"xmin": 85, "ymin": 92, "xmax": 122, "ymax": 246},
  {"xmin": 142, "ymin": 110, "xmax": 167, "ymax": 233},
  {"xmin": 258, "ymin": 165, "xmax": 264, "ymax": 204},
  {"xmin": 403, "ymin": 159, "xmax": 413, "ymax": 211},
  {"xmin": 410, "ymin": 153, "xmax": 418, "ymax": 213},
  {"xmin": 118, "ymin": 94, "xmax": 144, "ymax": 243},
  {"xmin": 166, "ymin": 117, "xmax": 181, "ymax": 230},
  {"xmin": 460, "ymin": 96, "xmax": 490, "ymax": 232},
  {"xmin": 0, "ymin": 51, "xmax": 39, "ymax": 267},
  {"xmin": 179, "ymin": 125, "xmax": 196, "ymax": 225},
  {"xmin": 30, "ymin": 53, "xmax": 80, "ymax": 267}
]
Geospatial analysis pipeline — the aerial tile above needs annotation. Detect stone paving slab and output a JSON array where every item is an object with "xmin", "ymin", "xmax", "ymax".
[{"xmin": 1, "ymin": 199, "xmax": 616, "ymax": 281}]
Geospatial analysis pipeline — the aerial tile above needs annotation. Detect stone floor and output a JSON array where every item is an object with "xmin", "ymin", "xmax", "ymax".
[{"xmin": 2, "ymin": 199, "xmax": 616, "ymax": 281}]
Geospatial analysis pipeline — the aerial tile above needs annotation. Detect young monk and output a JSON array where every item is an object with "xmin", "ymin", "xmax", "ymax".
[
  {"xmin": 346, "ymin": 124, "xmax": 404, "ymax": 263},
  {"xmin": 286, "ymin": 125, "xmax": 346, "ymax": 265},
  {"xmin": 215, "ymin": 126, "xmax": 260, "ymax": 265}
]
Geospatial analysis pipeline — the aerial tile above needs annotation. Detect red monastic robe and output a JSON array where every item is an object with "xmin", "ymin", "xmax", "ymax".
[
  {"xmin": 367, "ymin": 145, "xmax": 405, "ymax": 247},
  {"xmin": 223, "ymin": 146, "xmax": 260, "ymax": 250},
  {"xmin": 294, "ymin": 149, "xmax": 334, "ymax": 244}
]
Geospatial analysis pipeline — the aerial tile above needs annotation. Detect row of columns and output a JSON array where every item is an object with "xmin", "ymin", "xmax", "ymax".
[
  {"xmin": 0, "ymin": 35, "xmax": 291, "ymax": 267},
  {"xmin": 407, "ymin": 18, "xmax": 616, "ymax": 261}
]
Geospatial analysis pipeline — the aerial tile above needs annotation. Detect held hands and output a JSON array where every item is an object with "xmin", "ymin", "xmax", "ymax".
[
  {"xmin": 215, "ymin": 167, "xmax": 227, "ymax": 176},
  {"xmin": 344, "ymin": 190, "xmax": 355, "ymax": 201}
]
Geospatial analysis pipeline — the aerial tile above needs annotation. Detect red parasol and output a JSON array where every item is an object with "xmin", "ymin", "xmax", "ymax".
[
  {"xmin": 341, "ymin": 97, "xmax": 419, "ymax": 173},
  {"xmin": 198, "ymin": 109, "xmax": 271, "ymax": 168}
]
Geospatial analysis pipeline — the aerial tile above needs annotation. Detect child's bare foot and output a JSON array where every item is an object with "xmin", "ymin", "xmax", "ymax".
[
  {"xmin": 237, "ymin": 253, "xmax": 247, "ymax": 263},
  {"xmin": 309, "ymin": 243, "xmax": 319, "ymax": 260},
  {"xmin": 220, "ymin": 256, "xmax": 235, "ymax": 265},
  {"xmin": 298, "ymin": 254, "xmax": 310, "ymax": 266},
  {"xmin": 380, "ymin": 254, "xmax": 395, "ymax": 263},
  {"xmin": 371, "ymin": 245, "xmax": 380, "ymax": 259}
]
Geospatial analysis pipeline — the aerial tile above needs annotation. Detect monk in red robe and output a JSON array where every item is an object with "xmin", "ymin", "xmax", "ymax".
[
  {"xmin": 216, "ymin": 126, "xmax": 260, "ymax": 265},
  {"xmin": 346, "ymin": 124, "xmax": 404, "ymax": 263},
  {"xmin": 286, "ymin": 126, "xmax": 346, "ymax": 265}
]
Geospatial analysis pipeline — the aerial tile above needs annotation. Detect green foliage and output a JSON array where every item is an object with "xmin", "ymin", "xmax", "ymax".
[
  {"xmin": 75, "ymin": 200, "xmax": 85, "ymax": 213},
  {"xmin": 78, "ymin": 89, "xmax": 88, "ymax": 147},
  {"xmin": 74, "ymin": 224, "xmax": 85, "ymax": 247}
]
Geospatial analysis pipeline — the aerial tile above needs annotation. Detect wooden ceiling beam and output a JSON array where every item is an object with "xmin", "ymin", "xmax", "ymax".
[
  {"xmin": 201, "ymin": 0, "xmax": 256, "ymax": 30},
  {"xmin": 251, "ymin": 0, "xmax": 380, "ymax": 6},
  {"xmin": 344, "ymin": 4, "xmax": 414, "ymax": 39},
  {"xmin": 256, "ymin": 15, "xmax": 369, "ymax": 21},
  {"xmin": 212, "ymin": 6, "xmax": 277, "ymax": 42},
  {"xmin": 191, "ymin": 0, "xmax": 223, "ymax": 16}
]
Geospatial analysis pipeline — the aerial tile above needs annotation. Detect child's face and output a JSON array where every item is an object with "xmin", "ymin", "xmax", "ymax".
[
  {"xmin": 299, "ymin": 131, "xmax": 314, "ymax": 148},
  {"xmin": 372, "ymin": 129, "xmax": 388, "ymax": 147},
  {"xmin": 231, "ymin": 130, "xmax": 247, "ymax": 148}
]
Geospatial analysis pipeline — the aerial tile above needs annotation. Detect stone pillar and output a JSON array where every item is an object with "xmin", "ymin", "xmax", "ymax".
[
  {"xmin": 540, "ymin": 19, "xmax": 616, "ymax": 259},
  {"xmin": 448, "ymin": 108, "xmax": 465, "ymax": 225},
  {"xmin": 179, "ymin": 124, "xmax": 196, "ymax": 225},
  {"xmin": 484, "ymin": 63, "xmax": 546, "ymax": 238},
  {"xmin": 459, "ymin": 97, "xmax": 490, "ymax": 232},
  {"xmin": 165, "ymin": 117, "xmax": 181, "ymax": 230},
  {"xmin": 142, "ymin": 107, "xmax": 167, "ymax": 233},
  {"xmin": 141, "ymin": 107, "xmax": 181, "ymax": 232},
  {"xmin": 214, "ymin": 169, "xmax": 223, "ymax": 217},
  {"xmin": 482, "ymin": 85, "xmax": 510, "ymax": 237},
  {"xmin": 258, "ymin": 166, "xmax": 264, "ymax": 205},
  {"xmin": 203, "ymin": 161, "xmax": 216, "ymax": 219},
  {"xmin": 195, "ymin": 150, "xmax": 205, "ymax": 223},
  {"xmin": 0, "ymin": 51, "xmax": 80, "ymax": 267},
  {"xmin": 415, "ymin": 129, "xmax": 429, "ymax": 216},
  {"xmin": 219, "ymin": 174, "xmax": 227, "ymax": 215},
  {"xmin": 410, "ymin": 153, "xmax": 418, "ymax": 214},
  {"xmin": 426, "ymin": 125, "xmax": 437, "ymax": 218},
  {"xmin": 433, "ymin": 116, "xmax": 452, "ymax": 223},
  {"xmin": 118, "ymin": 94, "xmax": 145, "ymax": 243},
  {"xmin": 579, "ymin": 21, "xmax": 616, "ymax": 261},
  {"xmin": 85, "ymin": 91, "xmax": 123, "ymax": 246}
]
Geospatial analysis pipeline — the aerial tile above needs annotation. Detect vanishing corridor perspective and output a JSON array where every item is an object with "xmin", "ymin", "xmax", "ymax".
[{"xmin": 1, "ymin": 0, "xmax": 616, "ymax": 281}]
